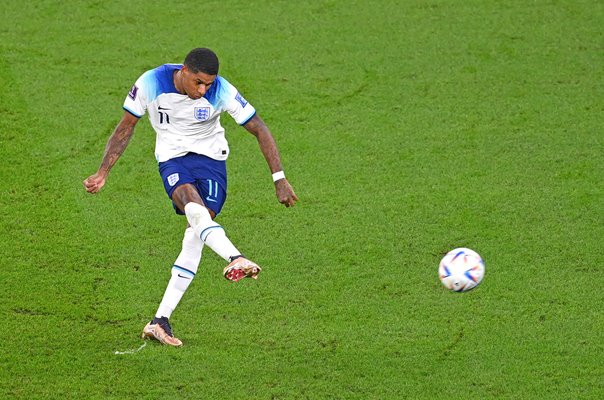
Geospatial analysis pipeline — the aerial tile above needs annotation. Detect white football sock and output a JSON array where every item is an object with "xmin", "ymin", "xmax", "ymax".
[
  {"xmin": 155, "ymin": 227, "xmax": 203, "ymax": 319},
  {"xmin": 184, "ymin": 202, "xmax": 240, "ymax": 262}
]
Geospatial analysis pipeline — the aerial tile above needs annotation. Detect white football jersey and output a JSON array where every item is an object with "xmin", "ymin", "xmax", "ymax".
[{"xmin": 123, "ymin": 64, "xmax": 256, "ymax": 162}]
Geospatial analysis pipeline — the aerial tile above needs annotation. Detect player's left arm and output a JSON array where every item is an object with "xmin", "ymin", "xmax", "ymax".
[{"xmin": 243, "ymin": 114, "xmax": 298, "ymax": 207}]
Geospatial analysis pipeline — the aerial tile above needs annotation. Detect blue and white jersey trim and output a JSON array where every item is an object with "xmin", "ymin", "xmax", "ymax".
[{"xmin": 123, "ymin": 106, "xmax": 142, "ymax": 118}]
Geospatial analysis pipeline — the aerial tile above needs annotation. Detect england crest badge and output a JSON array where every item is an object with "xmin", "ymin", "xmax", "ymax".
[{"xmin": 194, "ymin": 107, "xmax": 210, "ymax": 122}]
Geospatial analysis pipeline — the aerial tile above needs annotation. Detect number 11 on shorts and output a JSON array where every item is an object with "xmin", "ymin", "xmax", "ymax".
[{"xmin": 206, "ymin": 179, "xmax": 219, "ymax": 203}]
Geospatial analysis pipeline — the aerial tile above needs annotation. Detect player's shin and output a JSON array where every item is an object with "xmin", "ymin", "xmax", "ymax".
[
  {"xmin": 183, "ymin": 202, "xmax": 241, "ymax": 261},
  {"xmin": 155, "ymin": 227, "xmax": 202, "ymax": 319}
]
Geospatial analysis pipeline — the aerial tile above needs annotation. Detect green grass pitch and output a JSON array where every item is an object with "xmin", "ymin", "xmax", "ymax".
[{"xmin": 1, "ymin": 1, "xmax": 602, "ymax": 398}]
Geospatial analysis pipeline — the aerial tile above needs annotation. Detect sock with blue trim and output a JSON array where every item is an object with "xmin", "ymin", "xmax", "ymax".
[
  {"xmin": 155, "ymin": 227, "xmax": 203, "ymax": 319},
  {"xmin": 184, "ymin": 202, "xmax": 240, "ymax": 262}
]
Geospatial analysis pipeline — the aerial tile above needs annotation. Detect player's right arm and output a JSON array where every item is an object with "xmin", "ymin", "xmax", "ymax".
[{"xmin": 83, "ymin": 111, "xmax": 140, "ymax": 194}]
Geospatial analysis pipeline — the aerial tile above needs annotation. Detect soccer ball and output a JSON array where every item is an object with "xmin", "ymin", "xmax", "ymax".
[{"xmin": 439, "ymin": 248, "xmax": 485, "ymax": 292}]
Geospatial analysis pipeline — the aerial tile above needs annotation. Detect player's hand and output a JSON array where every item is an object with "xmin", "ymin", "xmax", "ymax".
[
  {"xmin": 275, "ymin": 179, "xmax": 298, "ymax": 207},
  {"xmin": 83, "ymin": 171, "xmax": 107, "ymax": 194}
]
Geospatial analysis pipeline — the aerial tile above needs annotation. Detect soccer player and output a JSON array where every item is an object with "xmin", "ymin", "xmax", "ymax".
[{"xmin": 83, "ymin": 48, "xmax": 298, "ymax": 346}]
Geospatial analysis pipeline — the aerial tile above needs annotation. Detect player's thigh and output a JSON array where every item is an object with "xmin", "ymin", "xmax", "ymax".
[{"xmin": 171, "ymin": 183, "xmax": 206, "ymax": 214}]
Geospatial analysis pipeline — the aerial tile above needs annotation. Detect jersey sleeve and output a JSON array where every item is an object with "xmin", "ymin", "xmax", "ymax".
[
  {"xmin": 222, "ymin": 79, "xmax": 256, "ymax": 125},
  {"xmin": 123, "ymin": 70, "xmax": 154, "ymax": 118}
]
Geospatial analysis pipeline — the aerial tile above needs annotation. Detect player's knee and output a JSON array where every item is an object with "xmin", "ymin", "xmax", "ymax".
[
  {"xmin": 183, "ymin": 227, "xmax": 203, "ymax": 250},
  {"xmin": 184, "ymin": 202, "xmax": 211, "ymax": 224},
  {"xmin": 184, "ymin": 202, "xmax": 222, "ymax": 241}
]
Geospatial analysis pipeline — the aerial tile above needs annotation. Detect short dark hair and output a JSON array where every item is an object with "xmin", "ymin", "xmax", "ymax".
[{"xmin": 184, "ymin": 48, "xmax": 219, "ymax": 75}]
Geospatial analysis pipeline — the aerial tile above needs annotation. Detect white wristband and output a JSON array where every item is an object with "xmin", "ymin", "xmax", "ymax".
[{"xmin": 272, "ymin": 171, "xmax": 286, "ymax": 182}]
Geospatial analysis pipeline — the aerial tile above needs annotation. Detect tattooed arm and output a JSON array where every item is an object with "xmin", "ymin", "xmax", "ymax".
[{"xmin": 83, "ymin": 112, "xmax": 140, "ymax": 194}]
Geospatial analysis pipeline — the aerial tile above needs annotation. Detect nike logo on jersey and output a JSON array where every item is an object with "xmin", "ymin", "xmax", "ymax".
[{"xmin": 158, "ymin": 106, "xmax": 171, "ymax": 110}]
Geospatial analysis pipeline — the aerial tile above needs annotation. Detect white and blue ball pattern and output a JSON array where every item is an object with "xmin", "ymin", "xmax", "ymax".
[{"xmin": 439, "ymin": 248, "xmax": 485, "ymax": 292}]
